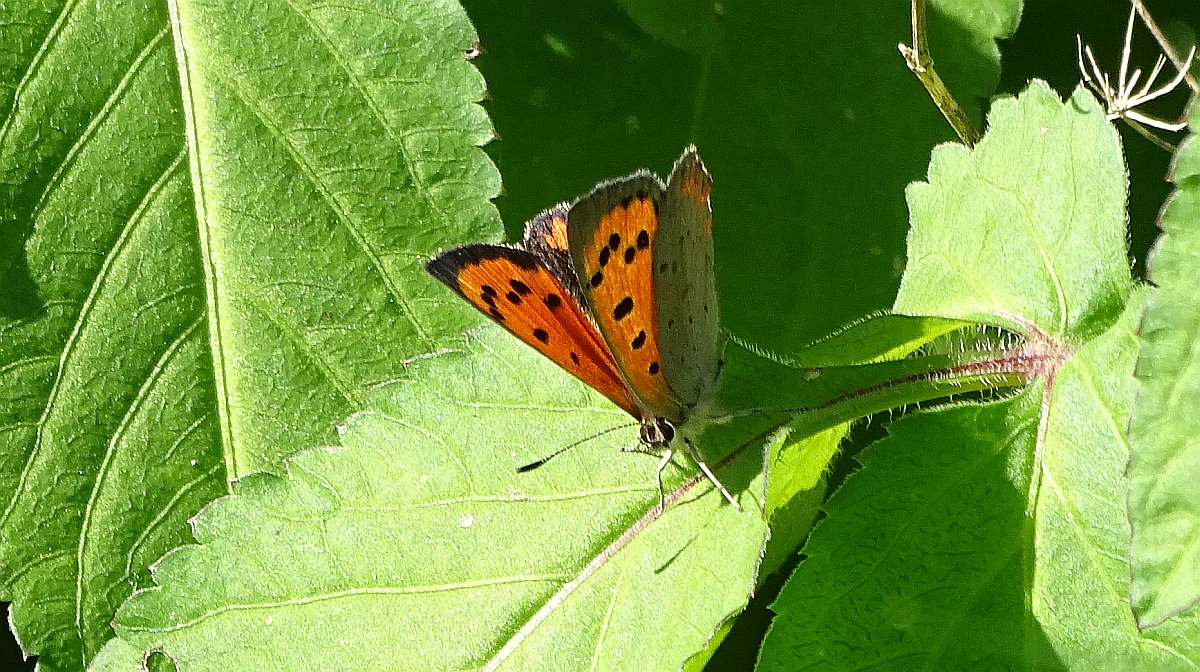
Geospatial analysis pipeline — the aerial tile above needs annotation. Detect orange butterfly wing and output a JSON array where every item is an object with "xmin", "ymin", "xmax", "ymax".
[
  {"xmin": 566, "ymin": 174, "xmax": 683, "ymax": 423},
  {"xmin": 426, "ymin": 242, "xmax": 639, "ymax": 417}
]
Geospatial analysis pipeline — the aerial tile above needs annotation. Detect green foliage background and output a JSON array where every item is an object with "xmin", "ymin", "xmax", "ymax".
[{"xmin": 1, "ymin": 0, "xmax": 1198, "ymax": 669}]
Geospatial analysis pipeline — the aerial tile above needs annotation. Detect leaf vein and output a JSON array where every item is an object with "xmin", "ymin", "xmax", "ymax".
[
  {"xmin": 245, "ymin": 288, "xmax": 361, "ymax": 405},
  {"xmin": 588, "ymin": 565, "xmax": 628, "ymax": 672},
  {"xmin": 0, "ymin": 152, "xmax": 187, "ymax": 530},
  {"xmin": 123, "ymin": 464, "xmax": 224, "ymax": 580},
  {"xmin": 0, "ymin": 353, "xmax": 58, "ymax": 378},
  {"xmin": 32, "ymin": 27, "xmax": 172, "ymax": 216},
  {"xmin": 407, "ymin": 485, "xmax": 653, "ymax": 508},
  {"xmin": 280, "ymin": 0, "xmax": 442, "ymax": 346},
  {"xmin": 122, "ymin": 575, "xmax": 569, "ymax": 633},
  {"xmin": 76, "ymin": 318, "xmax": 207, "ymax": 635},
  {"xmin": 0, "ymin": 0, "xmax": 80, "ymax": 158},
  {"xmin": 982, "ymin": 177, "xmax": 1069, "ymax": 334}
]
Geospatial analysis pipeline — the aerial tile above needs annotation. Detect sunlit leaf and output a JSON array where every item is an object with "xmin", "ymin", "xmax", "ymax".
[
  {"xmin": 99, "ymin": 328, "xmax": 769, "ymax": 672},
  {"xmin": 1128, "ymin": 103, "xmax": 1200, "ymax": 628},
  {"xmin": 761, "ymin": 82, "xmax": 1200, "ymax": 670},
  {"xmin": 0, "ymin": 0, "xmax": 497, "ymax": 669}
]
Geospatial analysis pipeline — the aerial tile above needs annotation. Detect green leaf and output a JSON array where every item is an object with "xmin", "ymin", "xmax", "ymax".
[
  {"xmin": 783, "ymin": 314, "xmax": 970, "ymax": 368},
  {"xmin": 170, "ymin": 0, "xmax": 500, "ymax": 469},
  {"xmin": 762, "ymin": 424, "xmax": 842, "ymax": 521},
  {"xmin": 895, "ymin": 81, "xmax": 1131, "ymax": 338},
  {"xmin": 761, "ymin": 387, "xmax": 1064, "ymax": 670},
  {"xmin": 0, "ymin": 0, "xmax": 497, "ymax": 669},
  {"xmin": 762, "ymin": 292, "xmax": 1200, "ymax": 670},
  {"xmin": 102, "ymin": 327, "xmax": 769, "ymax": 672},
  {"xmin": 1031, "ymin": 289, "xmax": 1199, "ymax": 667},
  {"xmin": 472, "ymin": 0, "xmax": 1020, "ymax": 352},
  {"xmin": 88, "ymin": 637, "xmax": 146, "ymax": 671},
  {"xmin": 0, "ymin": 6, "xmax": 221, "ymax": 669},
  {"xmin": 1170, "ymin": 104, "xmax": 1200, "ymax": 184},
  {"xmin": 1128, "ymin": 104, "xmax": 1200, "ymax": 628},
  {"xmin": 760, "ymin": 80, "xmax": 1200, "ymax": 670}
]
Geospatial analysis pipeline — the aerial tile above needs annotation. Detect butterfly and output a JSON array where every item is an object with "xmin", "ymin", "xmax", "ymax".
[{"xmin": 425, "ymin": 146, "xmax": 736, "ymax": 512}]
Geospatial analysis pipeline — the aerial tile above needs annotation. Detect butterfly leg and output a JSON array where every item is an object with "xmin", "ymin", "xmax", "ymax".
[
  {"xmin": 621, "ymin": 444, "xmax": 672, "ymax": 515},
  {"xmin": 684, "ymin": 438, "xmax": 742, "ymax": 512},
  {"xmin": 653, "ymin": 449, "xmax": 673, "ymax": 516}
]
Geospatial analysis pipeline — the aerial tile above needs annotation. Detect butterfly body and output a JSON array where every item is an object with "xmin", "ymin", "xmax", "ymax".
[{"xmin": 426, "ymin": 147, "xmax": 734, "ymax": 510}]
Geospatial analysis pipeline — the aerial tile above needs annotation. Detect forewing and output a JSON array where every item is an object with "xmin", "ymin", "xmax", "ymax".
[
  {"xmin": 426, "ymin": 244, "xmax": 638, "ymax": 416},
  {"xmin": 567, "ymin": 172, "xmax": 683, "ymax": 422},
  {"xmin": 656, "ymin": 146, "xmax": 723, "ymax": 406},
  {"xmin": 522, "ymin": 203, "xmax": 581, "ymax": 303}
]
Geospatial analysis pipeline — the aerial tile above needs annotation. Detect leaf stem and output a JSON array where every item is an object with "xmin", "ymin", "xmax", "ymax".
[
  {"xmin": 783, "ymin": 348, "xmax": 1049, "ymax": 440},
  {"xmin": 722, "ymin": 330, "xmax": 1072, "ymax": 455}
]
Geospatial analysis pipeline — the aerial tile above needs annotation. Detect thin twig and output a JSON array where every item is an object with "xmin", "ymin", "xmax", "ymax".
[
  {"xmin": 1132, "ymin": 0, "xmax": 1198, "ymax": 131},
  {"xmin": 1132, "ymin": 0, "xmax": 1199, "ymax": 92},
  {"xmin": 1125, "ymin": 116, "xmax": 1180, "ymax": 151},
  {"xmin": 898, "ymin": 0, "xmax": 982, "ymax": 147}
]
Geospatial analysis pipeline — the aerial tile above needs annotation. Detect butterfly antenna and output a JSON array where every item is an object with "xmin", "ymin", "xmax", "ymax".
[{"xmin": 516, "ymin": 423, "xmax": 638, "ymax": 472}]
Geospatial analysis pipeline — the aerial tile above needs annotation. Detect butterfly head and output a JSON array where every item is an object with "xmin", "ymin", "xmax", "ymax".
[{"xmin": 638, "ymin": 416, "xmax": 676, "ymax": 448}]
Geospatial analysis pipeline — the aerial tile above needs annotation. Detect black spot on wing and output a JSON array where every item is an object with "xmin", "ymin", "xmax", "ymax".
[
  {"xmin": 544, "ymin": 293, "xmax": 562, "ymax": 309},
  {"xmin": 632, "ymin": 330, "xmax": 646, "ymax": 349},
  {"xmin": 533, "ymin": 328, "xmax": 549, "ymax": 343},
  {"xmin": 623, "ymin": 246, "xmax": 636, "ymax": 264},
  {"xmin": 613, "ymin": 297, "xmax": 634, "ymax": 321},
  {"xmin": 637, "ymin": 230, "xmax": 650, "ymax": 248},
  {"xmin": 590, "ymin": 271, "xmax": 604, "ymax": 287}
]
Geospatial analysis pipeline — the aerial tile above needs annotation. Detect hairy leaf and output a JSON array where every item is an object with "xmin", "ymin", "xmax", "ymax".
[
  {"xmin": 1128, "ymin": 103, "xmax": 1200, "ymax": 628},
  {"xmin": 99, "ymin": 328, "xmax": 769, "ymax": 672},
  {"xmin": 762, "ymin": 82, "xmax": 1200, "ymax": 669}
]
